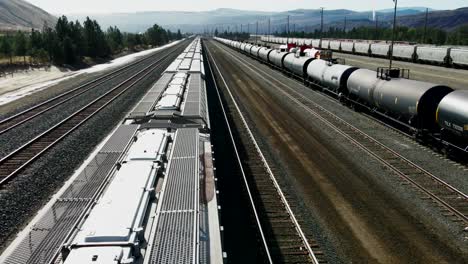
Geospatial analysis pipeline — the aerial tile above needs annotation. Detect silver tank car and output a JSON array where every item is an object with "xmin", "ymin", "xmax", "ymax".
[
  {"xmin": 244, "ymin": 44, "xmax": 253, "ymax": 53},
  {"xmin": 251, "ymin": 46, "xmax": 262, "ymax": 57},
  {"xmin": 437, "ymin": 90, "xmax": 468, "ymax": 139},
  {"xmin": 283, "ymin": 53, "xmax": 315, "ymax": 77},
  {"xmin": 347, "ymin": 69, "xmax": 381, "ymax": 105},
  {"xmin": 321, "ymin": 64, "xmax": 359, "ymax": 94},
  {"xmin": 373, "ymin": 78, "xmax": 453, "ymax": 128},
  {"xmin": 259, "ymin": 48, "xmax": 273, "ymax": 63},
  {"xmin": 269, "ymin": 50, "xmax": 290, "ymax": 68},
  {"xmin": 306, "ymin": 59, "xmax": 329, "ymax": 84}
]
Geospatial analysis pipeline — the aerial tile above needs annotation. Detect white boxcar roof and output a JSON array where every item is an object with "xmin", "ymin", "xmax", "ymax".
[
  {"xmin": 126, "ymin": 130, "xmax": 166, "ymax": 161},
  {"xmin": 73, "ymin": 162, "xmax": 155, "ymax": 244},
  {"xmin": 164, "ymin": 84, "xmax": 184, "ymax": 95},
  {"xmin": 165, "ymin": 59, "xmax": 182, "ymax": 72},
  {"xmin": 64, "ymin": 246, "xmax": 131, "ymax": 264},
  {"xmin": 157, "ymin": 94, "xmax": 181, "ymax": 109}
]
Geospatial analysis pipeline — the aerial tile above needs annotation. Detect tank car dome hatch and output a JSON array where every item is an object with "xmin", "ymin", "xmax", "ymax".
[
  {"xmin": 373, "ymin": 79, "xmax": 453, "ymax": 128},
  {"xmin": 437, "ymin": 90, "xmax": 468, "ymax": 139}
]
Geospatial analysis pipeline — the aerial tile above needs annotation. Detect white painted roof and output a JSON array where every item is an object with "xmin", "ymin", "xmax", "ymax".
[
  {"xmin": 156, "ymin": 94, "xmax": 181, "ymax": 110},
  {"xmin": 126, "ymin": 130, "xmax": 166, "ymax": 161},
  {"xmin": 165, "ymin": 59, "xmax": 182, "ymax": 72},
  {"xmin": 73, "ymin": 162, "xmax": 155, "ymax": 244},
  {"xmin": 64, "ymin": 247, "xmax": 130, "ymax": 264},
  {"xmin": 165, "ymin": 84, "xmax": 184, "ymax": 95},
  {"xmin": 170, "ymin": 78, "xmax": 186, "ymax": 86}
]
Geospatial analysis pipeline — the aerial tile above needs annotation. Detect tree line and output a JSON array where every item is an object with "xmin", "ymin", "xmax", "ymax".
[
  {"xmin": 215, "ymin": 30, "xmax": 250, "ymax": 41},
  {"xmin": 0, "ymin": 15, "xmax": 183, "ymax": 67},
  {"xmin": 277, "ymin": 24, "xmax": 468, "ymax": 46}
]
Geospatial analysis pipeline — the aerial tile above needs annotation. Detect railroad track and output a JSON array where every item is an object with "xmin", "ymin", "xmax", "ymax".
[
  {"xmin": 205, "ymin": 44, "xmax": 324, "ymax": 264},
  {"xmin": 215, "ymin": 41, "xmax": 468, "ymax": 228},
  {"xmin": 0, "ymin": 43, "xmax": 182, "ymax": 136},
  {"xmin": 0, "ymin": 46, "xmax": 182, "ymax": 187}
]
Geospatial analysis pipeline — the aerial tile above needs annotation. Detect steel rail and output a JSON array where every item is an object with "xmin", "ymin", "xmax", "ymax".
[
  {"xmin": 0, "ymin": 49, "xmax": 178, "ymax": 187},
  {"xmin": 0, "ymin": 43, "xmax": 179, "ymax": 136},
  {"xmin": 206, "ymin": 43, "xmax": 320, "ymax": 264}
]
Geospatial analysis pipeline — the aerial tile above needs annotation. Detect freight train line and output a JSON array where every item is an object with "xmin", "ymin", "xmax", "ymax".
[
  {"xmin": 206, "ymin": 44, "xmax": 322, "ymax": 263},
  {"xmin": 213, "ymin": 41, "xmax": 468, "ymax": 228},
  {"xmin": 0, "ymin": 49, "xmax": 180, "ymax": 187},
  {"xmin": 0, "ymin": 41, "xmax": 186, "ymax": 136}
]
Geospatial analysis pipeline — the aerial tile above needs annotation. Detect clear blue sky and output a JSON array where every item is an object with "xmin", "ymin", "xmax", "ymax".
[{"xmin": 26, "ymin": 0, "xmax": 468, "ymax": 14}]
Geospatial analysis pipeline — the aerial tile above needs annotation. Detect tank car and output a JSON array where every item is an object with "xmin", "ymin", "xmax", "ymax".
[
  {"xmin": 283, "ymin": 53, "xmax": 315, "ymax": 78},
  {"xmin": 321, "ymin": 64, "xmax": 359, "ymax": 95},
  {"xmin": 250, "ymin": 46, "xmax": 262, "ymax": 57},
  {"xmin": 259, "ymin": 47, "xmax": 273, "ymax": 63},
  {"xmin": 372, "ymin": 79, "xmax": 453, "ymax": 129},
  {"xmin": 347, "ymin": 69, "xmax": 382, "ymax": 106},
  {"xmin": 437, "ymin": 90, "xmax": 468, "ymax": 144},
  {"xmin": 269, "ymin": 50, "xmax": 290, "ymax": 68},
  {"xmin": 306, "ymin": 59, "xmax": 329, "ymax": 84}
]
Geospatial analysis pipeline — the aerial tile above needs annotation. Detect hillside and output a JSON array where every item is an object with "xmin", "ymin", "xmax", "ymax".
[
  {"xmin": 0, "ymin": 0, "xmax": 56, "ymax": 31},
  {"xmin": 397, "ymin": 7, "xmax": 468, "ymax": 30}
]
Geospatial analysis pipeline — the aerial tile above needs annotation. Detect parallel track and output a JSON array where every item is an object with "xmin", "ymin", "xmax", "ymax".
[
  {"xmin": 206, "ymin": 43, "xmax": 323, "ymax": 264},
  {"xmin": 0, "ymin": 44, "xmax": 176, "ymax": 136},
  {"xmin": 0, "ymin": 45, "xmax": 182, "ymax": 187},
  {"xmin": 215, "ymin": 40, "xmax": 468, "ymax": 227}
]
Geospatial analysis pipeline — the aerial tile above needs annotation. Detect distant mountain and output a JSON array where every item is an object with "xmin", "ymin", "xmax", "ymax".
[
  {"xmin": 68, "ymin": 7, "xmax": 467, "ymax": 33},
  {"xmin": 397, "ymin": 7, "xmax": 468, "ymax": 31},
  {"xmin": 0, "ymin": 0, "xmax": 56, "ymax": 31},
  {"xmin": 377, "ymin": 7, "xmax": 435, "ymax": 13}
]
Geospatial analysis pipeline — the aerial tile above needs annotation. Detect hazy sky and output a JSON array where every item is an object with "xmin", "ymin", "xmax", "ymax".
[{"xmin": 26, "ymin": 0, "xmax": 468, "ymax": 14}]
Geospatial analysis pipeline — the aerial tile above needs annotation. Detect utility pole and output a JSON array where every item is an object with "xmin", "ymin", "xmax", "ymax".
[
  {"xmin": 423, "ymin": 8, "xmax": 429, "ymax": 43},
  {"xmin": 375, "ymin": 14, "xmax": 379, "ymax": 40},
  {"xmin": 389, "ymin": 0, "xmax": 398, "ymax": 71},
  {"xmin": 320, "ymin": 7, "xmax": 324, "ymax": 47},
  {"xmin": 241, "ymin": 24, "xmax": 243, "ymax": 33},
  {"xmin": 268, "ymin": 18, "xmax": 271, "ymax": 43},
  {"xmin": 248, "ymin": 23, "xmax": 250, "ymax": 35},
  {"xmin": 287, "ymin": 15, "xmax": 290, "ymax": 44},
  {"xmin": 256, "ymin": 21, "xmax": 258, "ymax": 45}
]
